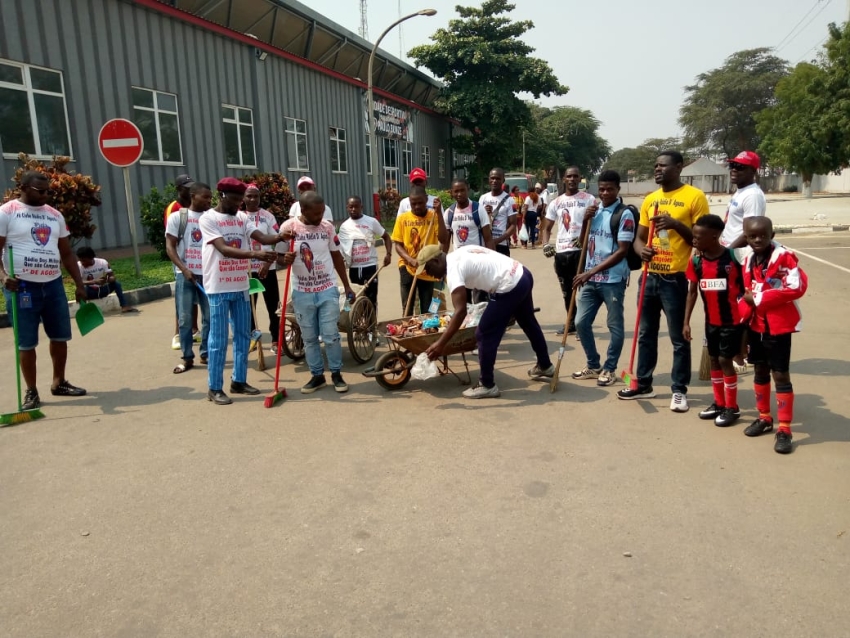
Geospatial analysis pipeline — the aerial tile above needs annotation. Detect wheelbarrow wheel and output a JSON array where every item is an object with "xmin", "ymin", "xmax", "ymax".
[
  {"xmin": 374, "ymin": 351, "xmax": 412, "ymax": 390},
  {"xmin": 280, "ymin": 314, "xmax": 305, "ymax": 361},
  {"xmin": 348, "ymin": 296, "xmax": 377, "ymax": 364}
]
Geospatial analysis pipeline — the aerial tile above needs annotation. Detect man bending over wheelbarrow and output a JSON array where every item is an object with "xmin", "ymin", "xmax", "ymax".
[{"xmin": 421, "ymin": 244, "xmax": 553, "ymax": 399}]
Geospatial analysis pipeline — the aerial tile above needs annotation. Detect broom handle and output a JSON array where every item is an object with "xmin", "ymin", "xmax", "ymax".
[
  {"xmin": 8, "ymin": 247, "xmax": 23, "ymax": 412},
  {"xmin": 627, "ymin": 219, "xmax": 656, "ymax": 373},
  {"xmin": 273, "ymin": 238, "xmax": 295, "ymax": 391},
  {"xmin": 560, "ymin": 218, "xmax": 594, "ymax": 341}
]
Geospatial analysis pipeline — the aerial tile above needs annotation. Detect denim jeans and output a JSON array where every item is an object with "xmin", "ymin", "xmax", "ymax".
[
  {"xmin": 207, "ymin": 290, "xmax": 250, "ymax": 391},
  {"xmin": 636, "ymin": 272, "xmax": 691, "ymax": 394},
  {"xmin": 574, "ymin": 280, "xmax": 627, "ymax": 373},
  {"xmin": 175, "ymin": 272, "xmax": 209, "ymax": 362},
  {"xmin": 85, "ymin": 281, "xmax": 128, "ymax": 307},
  {"xmin": 3, "ymin": 277, "xmax": 71, "ymax": 350},
  {"xmin": 292, "ymin": 287, "xmax": 343, "ymax": 376},
  {"xmin": 524, "ymin": 210, "xmax": 539, "ymax": 245}
]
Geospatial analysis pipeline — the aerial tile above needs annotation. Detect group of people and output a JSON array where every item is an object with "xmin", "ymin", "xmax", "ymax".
[{"xmin": 0, "ymin": 152, "xmax": 808, "ymax": 452}]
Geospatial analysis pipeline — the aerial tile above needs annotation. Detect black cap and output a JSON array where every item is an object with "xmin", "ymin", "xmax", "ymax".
[{"xmin": 175, "ymin": 174, "xmax": 194, "ymax": 188}]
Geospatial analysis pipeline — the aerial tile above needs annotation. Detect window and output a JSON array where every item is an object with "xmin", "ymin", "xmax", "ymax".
[
  {"xmin": 421, "ymin": 146, "xmax": 431, "ymax": 178},
  {"xmin": 132, "ymin": 87, "xmax": 182, "ymax": 164},
  {"xmin": 438, "ymin": 148, "xmax": 446, "ymax": 178},
  {"xmin": 329, "ymin": 127, "xmax": 347, "ymax": 173},
  {"xmin": 285, "ymin": 117, "xmax": 309, "ymax": 171},
  {"xmin": 221, "ymin": 104, "xmax": 256, "ymax": 168},
  {"xmin": 0, "ymin": 60, "xmax": 72, "ymax": 158},
  {"xmin": 382, "ymin": 138, "xmax": 399, "ymax": 191},
  {"xmin": 402, "ymin": 142, "xmax": 413, "ymax": 177},
  {"xmin": 365, "ymin": 134, "xmax": 372, "ymax": 175}
]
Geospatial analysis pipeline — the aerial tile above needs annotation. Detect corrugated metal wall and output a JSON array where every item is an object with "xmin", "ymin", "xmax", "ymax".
[{"xmin": 0, "ymin": 0, "xmax": 454, "ymax": 250}]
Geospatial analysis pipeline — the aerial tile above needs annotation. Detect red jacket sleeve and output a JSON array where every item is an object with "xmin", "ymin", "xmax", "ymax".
[{"xmin": 753, "ymin": 251, "xmax": 807, "ymax": 311}]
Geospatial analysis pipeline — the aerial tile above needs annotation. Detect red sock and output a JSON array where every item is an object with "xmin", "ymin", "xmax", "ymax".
[
  {"xmin": 777, "ymin": 392, "xmax": 794, "ymax": 433},
  {"xmin": 723, "ymin": 374, "xmax": 738, "ymax": 410},
  {"xmin": 711, "ymin": 370, "xmax": 725, "ymax": 407},
  {"xmin": 754, "ymin": 382, "xmax": 772, "ymax": 421}
]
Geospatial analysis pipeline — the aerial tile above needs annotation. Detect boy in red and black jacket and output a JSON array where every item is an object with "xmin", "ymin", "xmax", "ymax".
[
  {"xmin": 684, "ymin": 214, "xmax": 745, "ymax": 427},
  {"xmin": 739, "ymin": 217, "xmax": 807, "ymax": 454}
]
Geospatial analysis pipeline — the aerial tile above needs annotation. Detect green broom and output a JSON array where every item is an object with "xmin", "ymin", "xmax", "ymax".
[{"xmin": 1, "ymin": 247, "xmax": 45, "ymax": 425}]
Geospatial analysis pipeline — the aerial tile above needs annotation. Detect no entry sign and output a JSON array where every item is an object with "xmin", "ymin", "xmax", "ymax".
[{"xmin": 98, "ymin": 119, "xmax": 144, "ymax": 167}]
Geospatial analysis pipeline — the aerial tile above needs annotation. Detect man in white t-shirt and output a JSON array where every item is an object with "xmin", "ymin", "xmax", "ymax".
[
  {"xmin": 445, "ymin": 178, "xmax": 493, "ymax": 250},
  {"xmin": 338, "ymin": 195, "xmax": 391, "ymax": 314},
  {"xmin": 279, "ymin": 191, "xmax": 355, "ymax": 395},
  {"xmin": 166, "ymin": 181, "xmax": 212, "ymax": 373},
  {"xmin": 540, "ymin": 166, "xmax": 598, "ymax": 335},
  {"xmin": 478, "ymin": 168, "xmax": 517, "ymax": 257},
  {"xmin": 288, "ymin": 176, "xmax": 334, "ymax": 223},
  {"xmin": 396, "ymin": 167, "xmax": 437, "ymax": 217},
  {"xmin": 420, "ymin": 245, "xmax": 553, "ymax": 399},
  {"xmin": 200, "ymin": 178, "xmax": 280, "ymax": 405},
  {"xmin": 76, "ymin": 246, "xmax": 138, "ymax": 313},
  {"xmin": 0, "ymin": 171, "xmax": 88, "ymax": 410},
  {"xmin": 536, "ymin": 183, "xmax": 550, "ymax": 208}
]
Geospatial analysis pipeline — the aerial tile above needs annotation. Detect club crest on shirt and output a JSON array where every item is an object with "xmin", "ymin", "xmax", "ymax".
[
  {"xmin": 191, "ymin": 228, "xmax": 202, "ymax": 243},
  {"xmin": 31, "ymin": 223, "xmax": 51, "ymax": 246},
  {"xmin": 300, "ymin": 242, "xmax": 315, "ymax": 272},
  {"xmin": 227, "ymin": 238, "xmax": 242, "ymax": 249},
  {"xmin": 456, "ymin": 226, "xmax": 469, "ymax": 243}
]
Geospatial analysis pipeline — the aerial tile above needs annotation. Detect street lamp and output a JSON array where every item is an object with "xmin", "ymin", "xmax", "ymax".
[{"xmin": 367, "ymin": 9, "xmax": 437, "ymax": 211}]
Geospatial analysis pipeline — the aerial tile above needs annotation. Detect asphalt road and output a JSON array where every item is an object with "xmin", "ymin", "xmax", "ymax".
[{"xmin": 0, "ymin": 233, "xmax": 848, "ymax": 637}]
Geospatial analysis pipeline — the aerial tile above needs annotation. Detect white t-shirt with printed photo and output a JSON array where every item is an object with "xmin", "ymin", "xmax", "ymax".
[
  {"xmin": 199, "ymin": 211, "xmax": 258, "ymax": 294},
  {"xmin": 546, "ymin": 191, "xmax": 596, "ymax": 253},
  {"xmin": 165, "ymin": 208, "xmax": 206, "ymax": 275},
  {"xmin": 446, "ymin": 245, "xmax": 524, "ymax": 295},
  {"xmin": 721, "ymin": 183, "xmax": 766, "ymax": 247},
  {"xmin": 338, "ymin": 215, "xmax": 385, "ymax": 268},
  {"xmin": 478, "ymin": 192, "xmax": 514, "ymax": 246},
  {"xmin": 0, "ymin": 200, "xmax": 70, "ymax": 283},
  {"xmin": 246, "ymin": 208, "xmax": 279, "ymax": 272},
  {"xmin": 280, "ymin": 218, "xmax": 340, "ymax": 293},
  {"xmin": 79, "ymin": 257, "xmax": 110, "ymax": 287},
  {"xmin": 445, "ymin": 202, "xmax": 490, "ymax": 248},
  {"xmin": 289, "ymin": 201, "xmax": 334, "ymax": 223}
]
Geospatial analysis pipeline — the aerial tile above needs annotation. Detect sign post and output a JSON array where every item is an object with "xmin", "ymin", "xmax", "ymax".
[{"xmin": 98, "ymin": 119, "xmax": 144, "ymax": 276}]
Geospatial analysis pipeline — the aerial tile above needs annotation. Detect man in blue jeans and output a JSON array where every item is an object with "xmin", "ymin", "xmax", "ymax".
[
  {"xmin": 279, "ymin": 191, "xmax": 355, "ymax": 394},
  {"xmin": 570, "ymin": 170, "xmax": 635, "ymax": 387}
]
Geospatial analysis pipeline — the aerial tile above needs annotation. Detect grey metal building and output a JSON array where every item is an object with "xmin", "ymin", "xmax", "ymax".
[{"xmin": 0, "ymin": 0, "xmax": 459, "ymax": 249}]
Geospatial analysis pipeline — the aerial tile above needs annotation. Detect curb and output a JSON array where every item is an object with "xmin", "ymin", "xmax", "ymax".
[
  {"xmin": 0, "ymin": 281, "xmax": 175, "ymax": 329},
  {"xmin": 775, "ymin": 225, "xmax": 850, "ymax": 234}
]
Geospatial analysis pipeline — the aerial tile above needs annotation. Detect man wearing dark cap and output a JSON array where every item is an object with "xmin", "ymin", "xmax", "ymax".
[
  {"xmin": 396, "ymin": 168, "xmax": 436, "ymax": 217},
  {"xmin": 199, "ymin": 177, "xmax": 282, "ymax": 405},
  {"xmin": 165, "ymin": 174, "xmax": 199, "ymax": 350}
]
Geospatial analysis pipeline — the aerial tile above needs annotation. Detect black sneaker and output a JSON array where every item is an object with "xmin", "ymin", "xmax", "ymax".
[
  {"xmin": 568, "ymin": 325, "xmax": 577, "ymax": 334},
  {"xmin": 617, "ymin": 385, "xmax": 655, "ymax": 400},
  {"xmin": 230, "ymin": 381, "xmax": 260, "ymax": 395},
  {"xmin": 22, "ymin": 388, "xmax": 40, "ymax": 410},
  {"xmin": 714, "ymin": 406, "xmax": 741, "ymax": 428},
  {"xmin": 744, "ymin": 417, "xmax": 774, "ymax": 437},
  {"xmin": 207, "ymin": 389, "xmax": 233, "ymax": 405},
  {"xmin": 698, "ymin": 402, "xmax": 722, "ymax": 420},
  {"xmin": 50, "ymin": 380, "xmax": 86, "ymax": 396},
  {"xmin": 331, "ymin": 372, "xmax": 349, "ymax": 393},
  {"xmin": 774, "ymin": 431, "xmax": 793, "ymax": 454},
  {"xmin": 555, "ymin": 327, "xmax": 565, "ymax": 336},
  {"xmin": 301, "ymin": 375, "xmax": 327, "ymax": 394}
]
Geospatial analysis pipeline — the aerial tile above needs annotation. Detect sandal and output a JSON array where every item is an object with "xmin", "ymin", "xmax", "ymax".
[{"xmin": 173, "ymin": 361, "xmax": 194, "ymax": 374}]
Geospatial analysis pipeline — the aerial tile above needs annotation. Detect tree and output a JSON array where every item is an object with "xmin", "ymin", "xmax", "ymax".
[
  {"xmin": 603, "ymin": 137, "xmax": 685, "ymax": 180},
  {"xmin": 679, "ymin": 48, "xmax": 788, "ymax": 157},
  {"xmin": 408, "ymin": 0, "xmax": 567, "ymax": 188}
]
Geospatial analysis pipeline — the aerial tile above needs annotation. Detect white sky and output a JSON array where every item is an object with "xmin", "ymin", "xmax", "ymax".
[{"xmin": 307, "ymin": 0, "xmax": 849, "ymax": 150}]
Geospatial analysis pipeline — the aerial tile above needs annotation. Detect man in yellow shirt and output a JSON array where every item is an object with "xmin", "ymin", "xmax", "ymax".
[
  {"xmin": 390, "ymin": 185, "xmax": 449, "ymax": 314},
  {"xmin": 617, "ymin": 151, "xmax": 709, "ymax": 412}
]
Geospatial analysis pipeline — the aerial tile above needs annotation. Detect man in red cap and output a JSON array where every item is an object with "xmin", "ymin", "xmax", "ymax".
[
  {"xmin": 396, "ymin": 168, "xmax": 436, "ymax": 217},
  {"xmin": 288, "ymin": 176, "xmax": 333, "ymax": 223},
  {"xmin": 721, "ymin": 150, "xmax": 766, "ymax": 373},
  {"xmin": 199, "ymin": 177, "xmax": 283, "ymax": 405}
]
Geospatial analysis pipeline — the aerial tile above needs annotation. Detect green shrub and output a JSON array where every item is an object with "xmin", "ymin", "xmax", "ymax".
[
  {"xmin": 139, "ymin": 183, "xmax": 177, "ymax": 260},
  {"xmin": 781, "ymin": 184, "xmax": 799, "ymax": 193}
]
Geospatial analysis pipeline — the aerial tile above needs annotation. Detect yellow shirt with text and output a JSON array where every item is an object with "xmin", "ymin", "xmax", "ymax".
[
  {"xmin": 639, "ymin": 185, "xmax": 709, "ymax": 274},
  {"xmin": 391, "ymin": 209, "xmax": 441, "ymax": 282}
]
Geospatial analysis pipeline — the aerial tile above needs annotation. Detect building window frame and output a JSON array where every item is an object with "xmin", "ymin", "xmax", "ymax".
[
  {"xmin": 132, "ymin": 86, "xmax": 183, "ymax": 165},
  {"xmin": 382, "ymin": 137, "xmax": 400, "ymax": 191},
  {"xmin": 402, "ymin": 141, "xmax": 413, "ymax": 177},
  {"xmin": 329, "ymin": 126, "xmax": 348, "ymax": 174},
  {"xmin": 438, "ymin": 148, "xmax": 446, "ymax": 178},
  {"xmin": 285, "ymin": 116, "xmax": 309, "ymax": 171},
  {"xmin": 0, "ymin": 59, "xmax": 73, "ymax": 160},
  {"xmin": 221, "ymin": 104, "xmax": 257, "ymax": 169},
  {"xmin": 421, "ymin": 146, "xmax": 431, "ymax": 178},
  {"xmin": 365, "ymin": 134, "xmax": 372, "ymax": 175}
]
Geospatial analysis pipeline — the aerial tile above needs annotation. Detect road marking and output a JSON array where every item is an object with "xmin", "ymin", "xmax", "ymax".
[
  {"xmin": 102, "ymin": 138, "xmax": 140, "ymax": 148},
  {"xmin": 791, "ymin": 248, "xmax": 850, "ymax": 274}
]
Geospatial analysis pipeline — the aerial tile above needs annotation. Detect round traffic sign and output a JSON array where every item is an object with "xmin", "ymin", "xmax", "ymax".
[{"xmin": 98, "ymin": 119, "xmax": 144, "ymax": 167}]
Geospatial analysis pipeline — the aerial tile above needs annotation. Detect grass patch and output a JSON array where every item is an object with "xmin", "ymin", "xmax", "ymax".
[{"xmin": 0, "ymin": 253, "xmax": 174, "ymax": 313}]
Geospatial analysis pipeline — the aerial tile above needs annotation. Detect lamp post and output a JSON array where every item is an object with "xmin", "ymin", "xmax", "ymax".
[{"xmin": 367, "ymin": 9, "xmax": 437, "ymax": 211}]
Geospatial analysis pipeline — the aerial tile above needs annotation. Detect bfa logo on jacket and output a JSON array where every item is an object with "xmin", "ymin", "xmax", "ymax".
[
  {"xmin": 31, "ymin": 223, "xmax": 51, "ymax": 246},
  {"xmin": 300, "ymin": 242, "xmax": 315, "ymax": 272},
  {"xmin": 456, "ymin": 226, "xmax": 469, "ymax": 243}
]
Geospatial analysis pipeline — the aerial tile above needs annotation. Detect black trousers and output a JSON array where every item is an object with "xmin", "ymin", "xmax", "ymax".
[
  {"xmin": 349, "ymin": 264, "xmax": 379, "ymax": 312},
  {"xmin": 399, "ymin": 267, "xmax": 435, "ymax": 315},
  {"xmin": 553, "ymin": 250, "xmax": 581, "ymax": 316}
]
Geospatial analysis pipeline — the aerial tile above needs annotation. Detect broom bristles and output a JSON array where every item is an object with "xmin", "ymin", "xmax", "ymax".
[
  {"xmin": 0, "ymin": 409, "xmax": 45, "ymax": 426},
  {"xmin": 263, "ymin": 389, "xmax": 287, "ymax": 408},
  {"xmin": 698, "ymin": 344, "xmax": 711, "ymax": 381}
]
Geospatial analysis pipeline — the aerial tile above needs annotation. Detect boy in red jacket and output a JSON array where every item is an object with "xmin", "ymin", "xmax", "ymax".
[{"xmin": 739, "ymin": 217, "xmax": 807, "ymax": 454}]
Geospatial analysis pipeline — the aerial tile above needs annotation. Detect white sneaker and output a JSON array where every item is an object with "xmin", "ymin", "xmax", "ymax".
[
  {"xmin": 670, "ymin": 393, "xmax": 689, "ymax": 413},
  {"xmin": 571, "ymin": 366, "xmax": 601, "ymax": 380},
  {"xmin": 733, "ymin": 361, "xmax": 748, "ymax": 375},
  {"xmin": 527, "ymin": 363, "xmax": 555, "ymax": 379},
  {"xmin": 171, "ymin": 334, "xmax": 181, "ymax": 350},
  {"xmin": 192, "ymin": 330, "xmax": 201, "ymax": 343},
  {"xmin": 597, "ymin": 370, "xmax": 616, "ymax": 386},
  {"xmin": 462, "ymin": 383, "xmax": 500, "ymax": 399}
]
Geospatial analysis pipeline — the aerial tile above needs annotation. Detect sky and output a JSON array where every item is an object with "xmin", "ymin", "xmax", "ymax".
[{"xmin": 306, "ymin": 0, "xmax": 849, "ymax": 151}]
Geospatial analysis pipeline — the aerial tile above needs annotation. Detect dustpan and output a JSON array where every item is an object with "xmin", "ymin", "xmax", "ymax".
[
  {"xmin": 75, "ymin": 301, "xmax": 104, "ymax": 336},
  {"xmin": 248, "ymin": 278, "xmax": 265, "ymax": 294}
]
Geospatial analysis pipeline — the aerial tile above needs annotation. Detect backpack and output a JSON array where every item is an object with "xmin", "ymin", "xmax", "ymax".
[
  {"xmin": 446, "ymin": 201, "xmax": 483, "ymax": 246},
  {"xmin": 177, "ymin": 207, "xmax": 189, "ymax": 244},
  {"xmin": 609, "ymin": 202, "xmax": 642, "ymax": 270}
]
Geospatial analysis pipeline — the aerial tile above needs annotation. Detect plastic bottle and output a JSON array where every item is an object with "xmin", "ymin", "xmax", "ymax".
[{"xmin": 656, "ymin": 229, "xmax": 671, "ymax": 251}]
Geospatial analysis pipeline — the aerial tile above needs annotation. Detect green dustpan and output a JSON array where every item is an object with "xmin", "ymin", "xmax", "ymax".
[
  {"xmin": 75, "ymin": 301, "xmax": 104, "ymax": 336},
  {"xmin": 248, "ymin": 278, "xmax": 265, "ymax": 294}
]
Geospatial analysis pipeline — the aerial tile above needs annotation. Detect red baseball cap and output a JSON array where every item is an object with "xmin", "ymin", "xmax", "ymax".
[
  {"xmin": 296, "ymin": 176, "xmax": 315, "ymax": 189},
  {"xmin": 216, "ymin": 177, "xmax": 247, "ymax": 194},
  {"xmin": 730, "ymin": 151, "xmax": 760, "ymax": 169},
  {"xmin": 409, "ymin": 168, "xmax": 427, "ymax": 184}
]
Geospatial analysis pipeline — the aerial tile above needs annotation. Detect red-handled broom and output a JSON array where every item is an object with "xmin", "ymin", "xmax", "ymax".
[{"xmin": 264, "ymin": 239, "xmax": 294, "ymax": 408}]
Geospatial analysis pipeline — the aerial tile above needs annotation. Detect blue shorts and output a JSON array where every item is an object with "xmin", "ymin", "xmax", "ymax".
[{"xmin": 3, "ymin": 277, "xmax": 72, "ymax": 350}]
